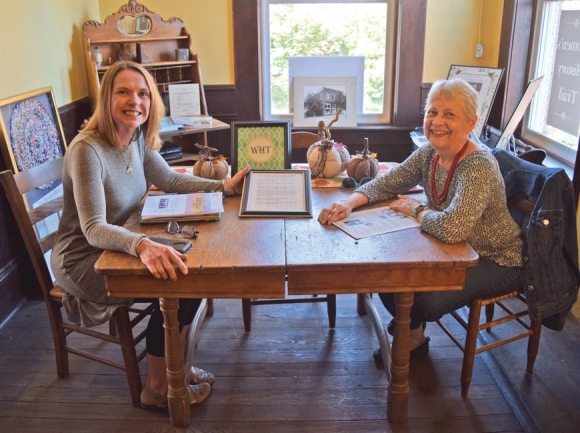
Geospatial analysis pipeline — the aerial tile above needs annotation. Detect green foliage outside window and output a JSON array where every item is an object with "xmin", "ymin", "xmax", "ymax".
[{"xmin": 268, "ymin": 3, "xmax": 388, "ymax": 115}]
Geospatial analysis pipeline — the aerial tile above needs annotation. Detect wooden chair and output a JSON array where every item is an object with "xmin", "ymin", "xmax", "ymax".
[
  {"xmin": 435, "ymin": 192, "xmax": 542, "ymax": 398},
  {"xmin": 518, "ymin": 148, "xmax": 546, "ymax": 165},
  {"xmin": 0, "ymin": 158, "xmax": 154, "ymax": 408},
  {"xmin": 241, "ymin": 128, "xmax": 337, "ymax": 332}
]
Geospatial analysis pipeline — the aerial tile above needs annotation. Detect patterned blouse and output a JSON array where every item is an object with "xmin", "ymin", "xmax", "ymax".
[{"xmin": 356, "ymin": 144, "xmax": 523, "ymax": 268}]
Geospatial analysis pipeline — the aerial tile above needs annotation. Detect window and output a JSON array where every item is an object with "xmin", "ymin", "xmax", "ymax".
[
  {"xmin": 260, "ymin": 0, "xmax": 394, "ymax": 124},
  {"xmin": 523, "ymin": 0, "xmax": 580, "ymax": 164}
]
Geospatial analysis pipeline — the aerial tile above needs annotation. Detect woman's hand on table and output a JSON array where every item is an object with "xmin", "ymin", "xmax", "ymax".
[
  {"xmin": 388, "ymin": 194, "xmax": 423, "ymax": 218},
  {"xmin": 318, "ymin": 192, "xmax": 369, "ymax": 225},
  {"xmin": 136, "ymin": 238, "xmax": 188, "ymax": 280},
  {"xmin": 224, "ymin": 164, "xmax": 250, "ymax": 196}
]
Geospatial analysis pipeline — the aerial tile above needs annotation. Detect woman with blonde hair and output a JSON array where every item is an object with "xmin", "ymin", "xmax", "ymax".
[{"xmin": 51, "ymin": 61, "xmax": 250, "ymax": 410}]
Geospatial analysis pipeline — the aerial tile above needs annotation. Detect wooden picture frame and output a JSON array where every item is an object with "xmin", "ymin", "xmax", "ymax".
[
  {"xmin": 239, "ymin": 169, "xmax": 313, "ymax": 218},
  {"xmin": 231, "ymin": 120, "xmax": 291, "ymax": 175},
  {"xmin": 447, "ymin": 65, "xmax": 504, "ymax": 138},
  {"xmin": 0, "ymin": 86, "xmax": 67, "ymax": 174},
  {"xmin": 0, "ymin": 87, "xmax": 66, "ymax": 262}
]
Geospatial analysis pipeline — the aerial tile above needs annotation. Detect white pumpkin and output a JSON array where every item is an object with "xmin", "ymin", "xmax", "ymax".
[{"xmin": 307, "ymin": 140, "xmax": 350, "ymax": 178}]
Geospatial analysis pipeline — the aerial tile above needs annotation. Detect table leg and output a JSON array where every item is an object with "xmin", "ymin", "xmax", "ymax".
[
  {"xmin": 387, "ymin": 292, "xmax": 413, "ymax": 423},
  {"xmin": 160, "ymin": 298, "xmax": 190, "ymax": 428},
  {"xmin": 356, "ymin": 293, "xmax": 367, "ymax": 316}
]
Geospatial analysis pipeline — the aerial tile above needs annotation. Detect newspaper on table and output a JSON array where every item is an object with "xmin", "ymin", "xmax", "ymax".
[{"xmin": 333, "ymin": 205, "xmax": 419, "ymax": 240}]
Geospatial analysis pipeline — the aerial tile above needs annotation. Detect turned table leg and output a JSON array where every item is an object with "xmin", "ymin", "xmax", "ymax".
[
  {"xmin": 387, "ymin": 292, "xmax": 413, "ymax": 424},
  {"xmin": 160, "ymin": 298, "xmax": 190, "ymax": 428}
]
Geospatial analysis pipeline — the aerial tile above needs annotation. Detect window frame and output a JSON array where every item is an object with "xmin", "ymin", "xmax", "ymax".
[
  {"xmin": 233, "ymin": 0, "xmax": 427, "ymax": 134},
  {"xmin": 521, "ymin": 0, "xmax": 580, "ymax": 165},
  {"xmin": 259, "ymin": 0, "xmax": 396, "ymax": 125}
]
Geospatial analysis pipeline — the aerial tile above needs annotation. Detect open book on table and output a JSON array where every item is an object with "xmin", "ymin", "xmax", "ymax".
[{"xmin": 140, "ymin": 192, "xmax": 224, "ymax": 223}]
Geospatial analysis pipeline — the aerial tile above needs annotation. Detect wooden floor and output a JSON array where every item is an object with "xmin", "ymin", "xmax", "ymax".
[{"xmin": 0, "ymin": 294, "xmax": 579, "ymax": 433}]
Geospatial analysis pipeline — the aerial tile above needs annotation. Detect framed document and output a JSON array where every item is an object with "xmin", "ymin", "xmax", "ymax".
[
  {"xmin": 239, "ymin": 169, "xmax": 313, "ymax": 218},
  {"xmin": 231, "ymin": 120, "xmax": 291, "ymax": 175},
  {"xmin": 447, "ymin": 65, "xmax": 504, "ymax": 138}
]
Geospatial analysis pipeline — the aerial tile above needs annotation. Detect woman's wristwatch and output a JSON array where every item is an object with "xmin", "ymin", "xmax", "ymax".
[{"xmin": 412, "ymin": 203, "xmax": 429, "ymax": 219}]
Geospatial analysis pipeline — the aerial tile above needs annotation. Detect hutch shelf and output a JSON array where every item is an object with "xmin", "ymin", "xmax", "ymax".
[{"xmin": 81, "ymin": 0, "xmax": 228, "ymax": 163}]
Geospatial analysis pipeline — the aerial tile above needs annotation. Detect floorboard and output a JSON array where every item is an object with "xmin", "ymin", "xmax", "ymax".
[{"xmin": 0, "ymin": 294, "xmax": 578, "ymax": 432}]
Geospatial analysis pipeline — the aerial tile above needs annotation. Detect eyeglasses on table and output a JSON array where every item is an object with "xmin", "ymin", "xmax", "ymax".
[
  {"xmin": 340, "ymin": 176, "xmax": 373, "ymax": 189},
  {"xmin": 165, "ymin": 221, "xmax": 199, "ymax": 239}
]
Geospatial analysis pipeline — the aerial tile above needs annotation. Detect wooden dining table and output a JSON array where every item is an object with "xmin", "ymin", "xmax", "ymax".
[{"xmin": 95, "ymin": 187, "xmax": 478, "ymax": 428}]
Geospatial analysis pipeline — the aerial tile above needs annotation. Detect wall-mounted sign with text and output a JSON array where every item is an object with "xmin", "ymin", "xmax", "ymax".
[{"xmin": 547, "ymin": 10, "xmax": 580, "ymax": 136}]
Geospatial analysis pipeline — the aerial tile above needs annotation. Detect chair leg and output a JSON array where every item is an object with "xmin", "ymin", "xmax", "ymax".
[
  {"xmin": 109, "ymin": 317, "xmax": 117, "ymax": 337},
  {"xmin": 526, "ymin": 319, "xmax": 542, "ymax": 374},
  {"xmin": 206, "ymin": 298, "xmax": 214, "ymax": 317},
  {"xmin": 114, "ymin": 308, "xmax": 142, "ymax": 408},
  {"xmin": 50, "ymin": 300, "xmax": 70, "ymax": 379},
  {"xmin": 461, "ymin": 300, "xmax": 483, "ymax": 398},
  {"xmin": 327, "ymin": 295, "xmax": 336, "ymax": 328},
  {"xmin": 242, "ymin": 299, "xmax": 252, "ymax": 332},
  {"xmin": 356, "ymin": 293, "xmax": 367, "ymax": 316},
  {"xmin": 484, "ymin": 304, "xmax": 495, "ymax": 332}
]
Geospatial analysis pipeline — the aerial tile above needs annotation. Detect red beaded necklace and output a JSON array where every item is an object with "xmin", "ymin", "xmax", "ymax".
[{"xmin": 430, "ymin": 140, "xmax": 469, "ymax": 205}]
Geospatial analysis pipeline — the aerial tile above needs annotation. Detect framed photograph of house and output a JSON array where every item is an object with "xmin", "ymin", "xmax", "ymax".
[
  {"xmin": 447, "ymin": 65, "xmax": 504, "ymax": 138},
  {"xmin": 239, "ymin": 169, "xmax": 313, "ymax": 218},
  {"xmin": 231, "ymin": 120, "xmax": 291, "ymax": 175},
  {"xmin": 0, "ymin": 86, "xmax": 67, "ymax": 175},
  {"xmin": 293, "ymin": 76, "xmax": 357, "ymax": 128}
]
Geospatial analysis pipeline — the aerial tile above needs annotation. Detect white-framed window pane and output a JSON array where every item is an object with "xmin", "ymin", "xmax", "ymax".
[
  {"xmin": 261, "ymin": 0, "xmax": 391, "ymax": 124},
  {"xmin": 524, "ymin": 0, "xmax": 580, "ymax": 162}
]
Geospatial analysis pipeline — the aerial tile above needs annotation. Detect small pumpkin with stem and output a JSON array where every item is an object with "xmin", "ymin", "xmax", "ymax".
[
  {"xmin": 306, "ymin": 109, "xmax": 350, "ymax": 178},
  {"xmin": 346, "ymin": 137, "xmax": 379, "ymax": 182},
  {"xmin": 193, "ymin": 143, "xmax": 229, "ymax": 180}
]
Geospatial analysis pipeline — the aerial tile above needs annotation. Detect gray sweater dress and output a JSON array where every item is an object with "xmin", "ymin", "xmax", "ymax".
[{"xmin": 51, "ymin": 132, "xmax": 224, "ymax": 327}]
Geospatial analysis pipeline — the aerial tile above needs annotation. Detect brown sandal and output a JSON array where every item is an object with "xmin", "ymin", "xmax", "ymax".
[
  {"xmin": 140, "ymin": 385, "xmax": 168, "ymax": 412},
  {"xmin": 188, "ymin": 383, "xmax": 212, "ymax": 405},
  {"xmin": 190, "ymin": 366, "xmax": 215, "ymax": 385},
  {"xmin": 141, "ymin": 383, "xmax": 212, "ymax": 410}
]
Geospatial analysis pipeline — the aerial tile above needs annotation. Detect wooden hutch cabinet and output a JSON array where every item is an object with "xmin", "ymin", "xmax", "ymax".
[{"xmin": 81, "ymin": 0, "xmax": 229, "ymax": 163}]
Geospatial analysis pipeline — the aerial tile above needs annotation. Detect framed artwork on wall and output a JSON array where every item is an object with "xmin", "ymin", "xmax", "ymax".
[
  {"xmin": 293, "ymin": 76, "xmax": 357, "ymax": 128},
  {"xmin": 0, "ymin": 86, "xmax": 67, "ymax": 174},
  {"xmin": 447, "ymin": 65, "xmax": 504, "ymax": 138},
  {"xmin": 231, "ymin": 120, "xmax": 291, "ymax": 175},
  {"xmin": 0, "ymin": 87, "xmax": 66, "ymax": 267}
]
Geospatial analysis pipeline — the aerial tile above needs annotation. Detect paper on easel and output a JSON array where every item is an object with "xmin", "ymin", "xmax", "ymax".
[{"xmin": 168, "ymin": 83, "xmax": 201, "ymax": 117}]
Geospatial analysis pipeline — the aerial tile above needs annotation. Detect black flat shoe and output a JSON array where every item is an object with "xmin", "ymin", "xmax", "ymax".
[
  {"xmin": 372, "ymin": 337, "xmax": 431, "ymax": 365},
  {"xmin": 387, "ymin": 319, "xmax": 427, "ymax": 336}
]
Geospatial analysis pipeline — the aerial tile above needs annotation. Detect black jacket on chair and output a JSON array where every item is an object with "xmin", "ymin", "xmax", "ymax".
[{"xmin": 492, "ymin": 149, "xmax": 580, "ymax": 330}]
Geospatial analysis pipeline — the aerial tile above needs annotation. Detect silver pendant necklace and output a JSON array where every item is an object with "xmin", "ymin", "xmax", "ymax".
[{"xmin": 119, "ymin": 145, "xmax": 133, "ymax": 175}]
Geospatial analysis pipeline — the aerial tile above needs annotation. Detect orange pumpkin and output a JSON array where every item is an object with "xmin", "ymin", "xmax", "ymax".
[
  {"xmin": 346, "ymin": 138, "xmax": 379, "ymax": 182},
  {"xmin": 192, "ymin": 143, "xmax": 229, "ymax": 180}
]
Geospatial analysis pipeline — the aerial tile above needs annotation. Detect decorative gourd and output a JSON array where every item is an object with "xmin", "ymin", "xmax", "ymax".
[
  {"xmin": 306, "ymin": 110, "xmax": 350, "ymax": 178},
  {"xmin": 346, "ymin": 137, "xmax": 379, "ymax": 182},
  {"xmin": 192, "ymin": 143, "xmax": 229, "ymax": 180}
]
